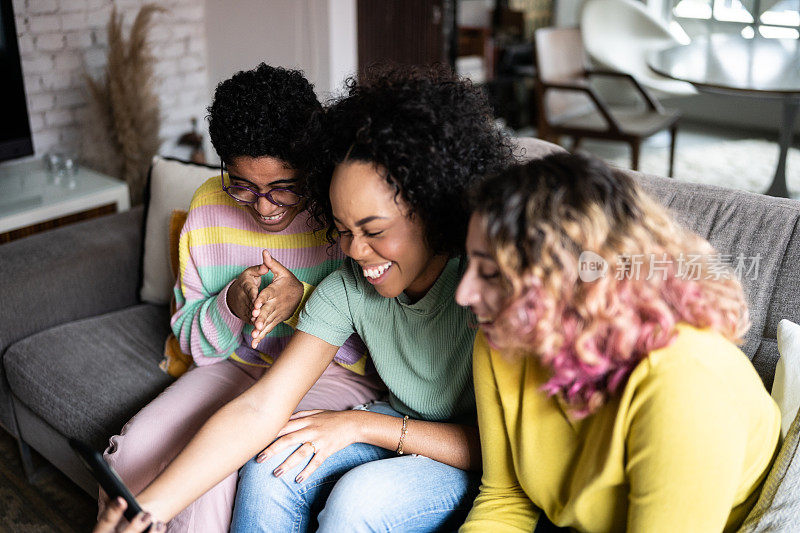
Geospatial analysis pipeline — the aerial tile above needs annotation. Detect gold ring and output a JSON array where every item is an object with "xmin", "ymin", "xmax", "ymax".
[{"xmin": 307, "ymin": 441, "xmax": 316, "ymax": 454}]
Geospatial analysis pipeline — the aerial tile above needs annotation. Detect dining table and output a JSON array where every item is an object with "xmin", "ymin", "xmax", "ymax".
[{"xmin": 648, "ymin": 33, "xmax": 800, "ymax": 197}]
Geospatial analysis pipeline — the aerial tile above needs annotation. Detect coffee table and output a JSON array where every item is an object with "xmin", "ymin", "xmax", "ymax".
[{"xmin": 648, "ymin": 33, "xmax": 800, "ymax": 197}]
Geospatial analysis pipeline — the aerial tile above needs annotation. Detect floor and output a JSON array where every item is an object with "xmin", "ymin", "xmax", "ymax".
[
  {"xmin": 571, "ymin": 121, "xmax": 766, "ymax": 163},
  {"xmin": 0, "ymin": 121, "xmax": 796, "ymax": 533},
  {"xmin": 514, "ymin": 120, "xmax": 799, "ymax": 198},
  {"xmin": 0, "ymin": 428, "xmax": 95, "ymax": 532}
]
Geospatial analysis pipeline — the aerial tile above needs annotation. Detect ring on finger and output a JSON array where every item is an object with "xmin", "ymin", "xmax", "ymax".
[{"xmin": 306, "ymin": 441, "xmax": 316, "ymax": 454}]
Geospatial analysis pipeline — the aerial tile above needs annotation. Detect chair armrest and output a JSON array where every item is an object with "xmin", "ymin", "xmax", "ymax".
[
  {"xmin": 0, "ymin": 206, "xmax": 145, "ymax": 355},
  {"xmin": 584, "ymin": 69, "xmax": 664, "ymax": 112},
  {"xmin": 537, "ymin": 79, "xmax": 622, "ymax": 133}
]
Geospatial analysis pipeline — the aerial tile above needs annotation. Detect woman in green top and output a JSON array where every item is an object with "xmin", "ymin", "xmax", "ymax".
[{"xmin": 120, "ymin": 66, "xmax": 511, "ymax": 532}]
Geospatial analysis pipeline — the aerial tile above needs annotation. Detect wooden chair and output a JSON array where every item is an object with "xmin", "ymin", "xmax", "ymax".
[{"xmin": 533, "ymin": 27, "xmax": 680, "ymax": 175}]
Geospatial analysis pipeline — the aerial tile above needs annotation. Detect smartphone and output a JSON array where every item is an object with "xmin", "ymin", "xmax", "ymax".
[{"xmin": 69, "ymin": 438, "xmax": 150, "ymax": 530}]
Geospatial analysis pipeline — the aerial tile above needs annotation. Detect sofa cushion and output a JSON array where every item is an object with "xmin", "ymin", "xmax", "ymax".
[
  {"xmin": 738, "ymin": 407, "xmax": 800, "ymax": 531},
  {"xmin": 160, "ymin": 209, "xmax": 193, "ymax": 378},
  {"xmin": 513, "ymin": 137, "xmax": 566, "ymax": 160},
  {"xmin": 0, "ymin": 206, "xmax": 145, "ymax": 438},
  {"xmin": 627, "ymin": 170, "xmax": 800, "ymax": 389},
  {"xmin": 775, "ymin": 319, "xmax": 800, "ymax": 439},
  {"xmin": 4, "ymin": 304, "xmax": 173, "ymax": 447},
  {"xmin": 140, "ymin": 156, "xmax": 217, "ymax": 304},
  {"xmin": 516, "ymin": 141, "xmax": 800, "ymax": 389}
]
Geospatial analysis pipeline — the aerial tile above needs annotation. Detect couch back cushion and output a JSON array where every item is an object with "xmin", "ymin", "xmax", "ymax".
[
  {"xmin": 625, "ymin": 169, "xmax": 800, "ymax": 389},
  {"xmin": 517, "ymin": 138, "xmax": 800, "ymax": 389},
  {"xmin": 140, "ymin": 157, "xmax": 217, "ymax": 304}
]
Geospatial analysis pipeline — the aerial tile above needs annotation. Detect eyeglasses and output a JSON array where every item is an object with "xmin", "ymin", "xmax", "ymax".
[{"xmin": 221, "ymin": 163, "xmax": 303, "ymax": 207}]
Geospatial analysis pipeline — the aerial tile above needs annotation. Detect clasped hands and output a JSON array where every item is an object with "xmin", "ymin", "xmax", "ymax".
[{"xmin": 226, "ymin": 249, "xmax": 304, "ymax": 349}]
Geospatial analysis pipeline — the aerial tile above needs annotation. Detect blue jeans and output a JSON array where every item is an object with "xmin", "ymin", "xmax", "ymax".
[{"xmin": 230, "ymin": 402, "xmax": 479, "ymax": 532}]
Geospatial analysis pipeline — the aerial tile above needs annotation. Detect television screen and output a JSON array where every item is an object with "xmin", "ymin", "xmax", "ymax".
[{"xmin": 0, "ymin": 0, "xmax": 33, "ymax": 162}]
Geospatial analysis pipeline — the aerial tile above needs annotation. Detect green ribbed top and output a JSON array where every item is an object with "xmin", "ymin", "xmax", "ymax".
[{"xmin": 298, "ymin": 257, "xmax": 476, "ymax": 422}]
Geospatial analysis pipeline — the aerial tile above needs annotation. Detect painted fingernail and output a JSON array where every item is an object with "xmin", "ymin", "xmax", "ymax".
[
  {"xmin": 273, "ymin": 468, "xmax": 283, "ymax": 477},
  {"xmin": 295, "ymin": 474, "xmax": 305, "ymax": 483},
  {"xmin": 256, "ymin": 453, "xmax": 265, "ymax": 463},
  {"xmin": 141, "ymin": 512, "xmax": 153, "ymax": 524},
  {"xmin": 154, "ymin": 523, "xmax": 166, "ymax": 532}
]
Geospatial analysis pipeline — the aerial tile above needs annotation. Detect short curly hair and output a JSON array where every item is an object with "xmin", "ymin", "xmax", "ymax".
[
  {"xmin": 306, "ymin": 64, "xmax": 512, "ymax": 256},
  {"xmin": 207, "ymin": 63, "xmax": 321, "ymax": 168}
]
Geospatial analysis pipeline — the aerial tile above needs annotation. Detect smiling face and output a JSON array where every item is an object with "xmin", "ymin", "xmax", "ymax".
[
  {"xmin": 329, "ymin": 160, "xmax": 448, "ymax": 301},
  {"xmin": 456, "ymin": 213, "xmax": 510, "ymax": 344},
  {"xmin": 225, "ymin": 155, "xmax": 304, "ymax": 232}
]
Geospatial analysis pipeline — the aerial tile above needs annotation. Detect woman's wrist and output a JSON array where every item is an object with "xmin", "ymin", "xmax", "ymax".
[
  {"xmin": 134, "ymin": 491, "xmax": 170, "ymax": 524},
  {"xmin": 351, "ymin": 410, "xmax": 408, "ymax": 451},
  {"xmin": 225, "ymin": 279, "xmax": 240, "ymax": 317},
  {"xmin": 348, "ymin": 409, "xmax": 372, "ymax": 443}
]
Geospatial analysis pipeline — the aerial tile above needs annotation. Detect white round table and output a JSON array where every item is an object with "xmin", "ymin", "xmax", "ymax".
[{"xmin": 649, "ymin": 33, "xmax": 800, "ymax": 197}]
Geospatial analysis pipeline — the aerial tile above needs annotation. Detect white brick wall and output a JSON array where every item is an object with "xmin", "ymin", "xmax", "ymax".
[{"xmin": 13, "ymin": 0, "xmax": 210, "ymax": 167}]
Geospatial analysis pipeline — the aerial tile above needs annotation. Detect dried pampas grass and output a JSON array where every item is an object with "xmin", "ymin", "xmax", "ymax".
[{"xmin": 86, "ymin": 4, "xmax": 165, "ymax": 206}]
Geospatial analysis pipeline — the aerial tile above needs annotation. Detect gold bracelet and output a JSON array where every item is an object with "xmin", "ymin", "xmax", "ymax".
[{"xmin": 396, "ymin": 415, "xmax": 409, "ymax": 455}]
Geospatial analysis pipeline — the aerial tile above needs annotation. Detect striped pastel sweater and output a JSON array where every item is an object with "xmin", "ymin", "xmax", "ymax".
[{"xmin": 171, "ymin": 176, "xmax": 368, "ymax": 373}]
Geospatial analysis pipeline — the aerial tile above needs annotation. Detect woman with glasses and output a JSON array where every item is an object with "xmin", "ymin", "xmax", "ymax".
[{"xmin": 100, "ymin": 63, "xmax": 383, "ymax": 533}]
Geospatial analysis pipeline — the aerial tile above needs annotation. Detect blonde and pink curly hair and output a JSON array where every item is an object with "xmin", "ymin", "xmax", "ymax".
[{"xmin": 474, "ymin": 153, "xmax": 750, "ymax": 417}]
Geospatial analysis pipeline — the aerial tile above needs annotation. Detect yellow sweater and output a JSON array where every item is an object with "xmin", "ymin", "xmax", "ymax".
[{"xmin": 461, "ymin": 324, "xmax": 780, "ymax": 533}]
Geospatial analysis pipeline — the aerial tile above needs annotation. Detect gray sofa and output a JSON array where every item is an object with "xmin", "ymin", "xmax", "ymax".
[{"xmin": 0, "ymin": 138, "xmax": 798, "ymax": 507}]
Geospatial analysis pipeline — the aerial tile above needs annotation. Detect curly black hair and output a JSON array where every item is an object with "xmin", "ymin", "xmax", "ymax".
[
  {"xmin": 207, "ymin": 63, "xmax": 321, "ymax": 169},
  {"xmin": 305, "ymin": 64, "xmax": 513, "ymax": 257}
]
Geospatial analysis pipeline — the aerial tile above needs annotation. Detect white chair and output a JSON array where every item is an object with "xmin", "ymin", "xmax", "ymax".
[{"xmin": 581, "ymin": 0, "xmax": 696, "ymax": 96}]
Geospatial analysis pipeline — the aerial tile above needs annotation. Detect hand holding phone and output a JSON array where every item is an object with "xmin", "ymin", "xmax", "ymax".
[
  {"xmin": 69, "ymin": 438, "xmax": 152, "ymax": 531},
  {"xmin": 95, "ymin": 496, "xmax": 161, "ymax": 532}
]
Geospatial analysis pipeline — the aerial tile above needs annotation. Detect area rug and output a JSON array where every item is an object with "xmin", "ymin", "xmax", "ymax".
[
  {"xmin": 607, "ymin": 139, "xmax": 800, "ymax": 198},
  {"xmin": 0, "ymin": 428, "xmax": 95, "ymax": 532}
]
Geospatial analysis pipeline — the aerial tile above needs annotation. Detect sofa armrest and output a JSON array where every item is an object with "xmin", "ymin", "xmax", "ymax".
[{"xmin": 0, "ymin": 206, "xmax": 145, "ymax": 355}]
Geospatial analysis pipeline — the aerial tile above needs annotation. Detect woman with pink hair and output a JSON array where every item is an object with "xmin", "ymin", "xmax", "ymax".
[{"xmin": 456, "ymin": 153, "xmax": 780, "ymax": 532}]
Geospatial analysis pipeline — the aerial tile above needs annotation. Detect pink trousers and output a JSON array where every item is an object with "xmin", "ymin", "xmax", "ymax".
[{"xmin": 101, "ymin": 360, "xmax": 382, "ymax": 532}]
